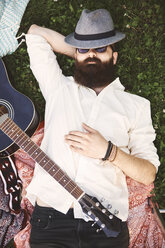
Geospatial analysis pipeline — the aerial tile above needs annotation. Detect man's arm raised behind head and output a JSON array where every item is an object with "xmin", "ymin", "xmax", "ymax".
[{"xmin": 27, "ymin": 24, "xmax": 75, "ymax": 58}]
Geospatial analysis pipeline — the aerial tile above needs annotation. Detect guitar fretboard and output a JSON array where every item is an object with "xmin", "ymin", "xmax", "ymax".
[{"xmin": 0, "ymin": 115, "xmax": 84, "ymax": 200}]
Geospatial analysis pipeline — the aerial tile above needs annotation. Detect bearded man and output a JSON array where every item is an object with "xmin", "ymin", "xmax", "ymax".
[{"xmin": 25, "ymin": 9, "xmax": 160, "ymax": 248}]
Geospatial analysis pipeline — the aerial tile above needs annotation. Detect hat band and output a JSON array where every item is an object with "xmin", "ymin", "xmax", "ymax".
[{"xmin": 74, "ymin": 29, "xmax": 115, "ymax": 41}]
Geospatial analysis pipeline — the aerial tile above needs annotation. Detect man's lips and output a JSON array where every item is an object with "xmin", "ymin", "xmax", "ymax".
[{"xmin": 87, "ymin": 61, "xmax": 97, "ymax": 64}]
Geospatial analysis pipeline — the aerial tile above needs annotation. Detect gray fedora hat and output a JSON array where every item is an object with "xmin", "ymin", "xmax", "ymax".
[{"xmin": 65, "ymin": 9, "xmax": 125, "ymax": 48}]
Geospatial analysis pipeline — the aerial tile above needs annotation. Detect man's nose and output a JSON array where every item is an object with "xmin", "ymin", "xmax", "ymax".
[{"xmin": 88, "ymin": 49, "xmax": 97, "ymax": 57}]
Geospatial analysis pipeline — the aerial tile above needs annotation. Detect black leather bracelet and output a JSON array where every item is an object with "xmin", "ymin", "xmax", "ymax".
[{"xmin": 102, "ymin": 141, "xmax": 113, "ymax": 161}]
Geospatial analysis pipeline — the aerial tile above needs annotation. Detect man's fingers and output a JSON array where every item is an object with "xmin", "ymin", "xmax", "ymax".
[
  {"xmin": 70, "ymin": 145, "xmax": 84, "ymax": 154},
  {"xmin": 68, "ymin": 131, "xmax": 86, "ymax": 137},
  {"xmin": 65, "ymin": 134, "xmax": 83, "ymax": 143},
  {"xmin": 82, "ymin": 123, "xmax": 96, "ymax": 133},
  {"xmin": 65, "ymin": 139, "xmax": 84, "ymax": 149}
]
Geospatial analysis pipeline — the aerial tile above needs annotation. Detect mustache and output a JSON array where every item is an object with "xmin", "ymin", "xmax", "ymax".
[{"xmin": 83, "ymin": 57, "xmax": 101, "ymax": 64}]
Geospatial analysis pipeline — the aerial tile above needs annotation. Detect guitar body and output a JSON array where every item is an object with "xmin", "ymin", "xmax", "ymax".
[{"xmin": 0, "ymin": 59, "xmax": 39, "ymax": 157}]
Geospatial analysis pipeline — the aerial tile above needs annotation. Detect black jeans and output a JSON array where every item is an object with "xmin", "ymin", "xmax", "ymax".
[{"xmin": 30, "ymin": 204, "xmax": 129, "ymax": 248}]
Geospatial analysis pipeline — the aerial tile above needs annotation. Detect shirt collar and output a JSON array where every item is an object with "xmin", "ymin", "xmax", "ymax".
[
  {"xmin": 106, "ymin": 77, "xmax": 125, "ymax": 91},
  {"xmin": 71, "ymin": 76, "xmax": 125, "ymax": 97}
]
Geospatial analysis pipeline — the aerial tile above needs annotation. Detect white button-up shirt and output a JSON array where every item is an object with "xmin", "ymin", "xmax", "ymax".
[{"xmin": 25, "ymin": 34, "xmax": 160, "ymax": 221}]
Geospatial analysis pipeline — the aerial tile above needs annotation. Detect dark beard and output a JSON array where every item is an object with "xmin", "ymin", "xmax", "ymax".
[{"xmin": 74, "ymin": 57, "xmax": 115, "ymax": 89}]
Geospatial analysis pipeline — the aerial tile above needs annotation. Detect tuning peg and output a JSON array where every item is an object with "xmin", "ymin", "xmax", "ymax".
[
  {"xmin": 100, "ymin": 197, "xmax": 105, "ymax": 203},
  {"xmin": 109, "ymin": 214, "xmax": 113, "ymax": 219},
  {"xmin": 94, "ymin": 217, "xmax": 99, "ymax": 222},
  {"xmin": 96, "ymin": 228, "xmax": 102, "ymax": 233},
  {"xmin": 102, "ymin": 208, "xmax": 106, "ymax": 213},
  {"xmin": 87, "ymin": 210, "xmax": 92, "ymax": 216},
  {"xmin": 91, "ymin": 221, "xmax": 96, "ymax": 227}
]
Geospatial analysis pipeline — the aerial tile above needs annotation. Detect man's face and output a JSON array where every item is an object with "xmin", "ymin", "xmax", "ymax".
[{"xmin": 74, "ymin": 46, "xmax": 118, "ymax": 89}]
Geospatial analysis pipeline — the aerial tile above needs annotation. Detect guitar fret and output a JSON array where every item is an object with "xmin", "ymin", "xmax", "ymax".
[
  {"xmin": 71, "ymin": 187, "xmax": 83, "ymax": 199},
  {"xmin": 40, "ymin": 158, "xmax": 51, "ymax": 170},
  {"xmin": 1, "ymin": 119, "xmax": 26, "ymax": 145},
  {"xmin": 42, "ymin": 158, "xmax": 54, "ymax": 173},
  {"xmin": 30, "ymin": 146, "xmax": 41, "ymax": 158},
  {"xmin": 26, "ymin": 143, "xmax": 38, "ymax": 155},
  {"xmin": 38, "ymin": 155, "xmax": 49, "ymax": 166},
  {"xmin": 12, "ymin": 128, "xmax": 27, "ymax": 145},
  {"xmin": 69, "ymin": 181, "xmax": 83, "ymax": 197},
  {"xmin": 9, "ymin": 120, "xmax": 30, "ymax": 146},
  {"xmin": 35, "ymin": 152, "xmax": 46, "ymax": 164},
  {"xmin": 15, "ymin": 132, "xmax": 27, "ymax": 145},
  {"xmin": 59, "ymin": 175, "xmax": 71, "ymax": 188},
  {"xmin": 65, "ymin": 181, "xmax": 77, "ymax": 192},
  {"xmin": 23, "ymin": 140, "xmax": 34, "ymax": 152},
  {"xmin": 31, "ymin": 149, "xmax": 42, "ymax": 160},
  {"xmin": 53, "ymin": 169, "xmax": 64, "ymax": 181},
  {"xmin": 48, "ymin": 165, "xmax": 60, "ymax": 177},
  {"xmin": 21, "ymin": 138, "xmax": 33, "ymax": 150},
  {"xmin": 5, "ymin": 124, "xmax": 23, "ymax": 144}
]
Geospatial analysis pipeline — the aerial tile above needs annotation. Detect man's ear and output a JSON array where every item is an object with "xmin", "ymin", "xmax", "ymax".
[{"xmin": 113, "ymin": 52, "xmax": 118, "ymax": 65}]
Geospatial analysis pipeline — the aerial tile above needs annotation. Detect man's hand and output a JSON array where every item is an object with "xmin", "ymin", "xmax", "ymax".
[
  {"xmin": 65, "ymin": 123, "xmax": 156, "ymax": 185},
  {"xmin": 27, "ymin": 24, "xmax": 75, "ymax": 58},
  {"xmin": 65, "ymin": 123, "xmax": 108, "ymax": 159}
]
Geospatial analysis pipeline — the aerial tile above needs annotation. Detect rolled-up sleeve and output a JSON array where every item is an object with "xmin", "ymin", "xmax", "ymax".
[
  {"xmin": 26, "ymin": 34, "xmax": 63, "ymax": 99},
  {"xmin": 128, "ymin": 100, "xmax": 160, "ymax": 171}
]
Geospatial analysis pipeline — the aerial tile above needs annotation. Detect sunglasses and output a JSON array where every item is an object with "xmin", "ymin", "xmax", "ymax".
[{"xmin": 77, "ymin": 46, "xmax": 107, "ymax": 54}]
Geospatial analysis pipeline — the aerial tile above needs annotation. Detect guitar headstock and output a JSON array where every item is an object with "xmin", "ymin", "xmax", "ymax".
[{"xmin": 79, "ymin": 193, "xmax": 121, "ymax": 238}]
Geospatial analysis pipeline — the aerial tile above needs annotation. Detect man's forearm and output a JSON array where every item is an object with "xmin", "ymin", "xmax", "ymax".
[
  {"xmin": 27, "ymin": 24, "xmax": 75, "ymax": 58},
  {"xmin": 112, "ymin": 148, "xmax": 156, "ymax": 185}
]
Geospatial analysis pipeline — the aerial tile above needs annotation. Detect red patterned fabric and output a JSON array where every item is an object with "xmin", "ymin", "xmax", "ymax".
[
  {"xmin": 0, "ymin": 156, "xmax": 26, "ymax": 248},
  {"xmin": 14, "ymin": 122, "xmax": 165, "ymax": 248},
  {"xmin": 14, "ymin": 122, "xmax": 44, "ymax": 248},
  {"xmin": 127, "ymin": 178, "xmax": 165, "ymax": 247}
]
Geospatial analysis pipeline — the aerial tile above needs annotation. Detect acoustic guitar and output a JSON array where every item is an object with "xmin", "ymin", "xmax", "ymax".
[
  {"xmin": 0, "ymin": 58, "xmax": 39, "ymax": 157},
  {"xmin": 0, "ymin": 58, "xmax": 121, "ymax": 238}
]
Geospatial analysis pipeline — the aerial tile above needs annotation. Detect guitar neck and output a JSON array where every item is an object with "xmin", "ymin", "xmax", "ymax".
[{"xmin": 0, "ymin": 116, "xmax": 84, "ymax": 200}]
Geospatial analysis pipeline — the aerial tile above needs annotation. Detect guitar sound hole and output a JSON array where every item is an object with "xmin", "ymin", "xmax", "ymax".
[
  {"xmin": 0, "ymin": 105, "xmax": 8, "ymax": 115},
  {"xmin": 0, "ymin": 101, "xmax": 14, "ymax": 119}
]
